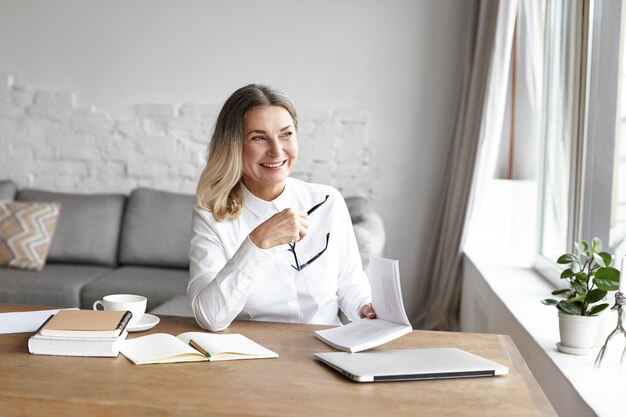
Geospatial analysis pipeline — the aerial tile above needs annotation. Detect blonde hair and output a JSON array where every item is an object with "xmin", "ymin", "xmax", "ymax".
[{"xmin": 196, "ymin": 84, "xmax": 298, "ymax": 221}]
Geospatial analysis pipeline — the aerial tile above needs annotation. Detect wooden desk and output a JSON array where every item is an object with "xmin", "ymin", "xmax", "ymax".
[{"xmin": 0, "ymin": 304, "xmax": 555, "ymax": 416}]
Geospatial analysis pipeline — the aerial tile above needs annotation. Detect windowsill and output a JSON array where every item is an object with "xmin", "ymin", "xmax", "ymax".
[{"xmin": 462, "ymin": 246, "xmax": 626, "ymax": 417}]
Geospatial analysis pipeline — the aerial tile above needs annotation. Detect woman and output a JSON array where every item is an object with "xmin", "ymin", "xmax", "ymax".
[{"xmin": 188, "ymin": 84, "xmax": 376, "ymax": 331}]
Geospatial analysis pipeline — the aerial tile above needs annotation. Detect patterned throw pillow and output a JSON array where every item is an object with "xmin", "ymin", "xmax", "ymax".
[{"xmin": 0, "ymin": 201, "xmax": 61, "ymax": 271}]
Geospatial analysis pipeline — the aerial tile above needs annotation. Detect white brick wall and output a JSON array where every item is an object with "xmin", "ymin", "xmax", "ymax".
[{"xmin": 0, "ymin": 72, "xmax": 375, "ymax": 198}]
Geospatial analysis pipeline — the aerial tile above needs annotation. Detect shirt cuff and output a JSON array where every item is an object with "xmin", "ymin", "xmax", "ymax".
[
  {"xmin": 230, "ymin": 235, "xmax": 274, "ymax": 279},
  {"xmin": 347, "ymin": 298, "xmax": 372, "ymax": 322}
]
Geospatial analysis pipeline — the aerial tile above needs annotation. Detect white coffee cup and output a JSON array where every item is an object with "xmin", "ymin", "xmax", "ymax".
[{"xmin": 93, "ymin": 294, "xmax": 147, "ymax": 326}]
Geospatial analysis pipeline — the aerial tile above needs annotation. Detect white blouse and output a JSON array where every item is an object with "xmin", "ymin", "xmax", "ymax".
[{"xmin": 188, "ymin": 177, "xmax": 372, "ymax": 331}]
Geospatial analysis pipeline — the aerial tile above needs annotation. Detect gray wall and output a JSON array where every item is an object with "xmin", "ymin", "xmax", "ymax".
[{"xmin": 0, "ymin": 0, "xmax": 477, "ymax": 321}]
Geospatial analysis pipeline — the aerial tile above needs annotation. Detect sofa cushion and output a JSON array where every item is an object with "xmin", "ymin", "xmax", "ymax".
[
  {"xmin": 17, "ymin": 189, "xmax": 126, "ymax": 266},
  {"xmin": 149, "ymin": 294, "xmax": 193, "ymax": 317},
  {"xmin": 0, "ymin": 180, "xmax": 17, "ymax": 201},
  {"xmin": 0, "ymin": 201, "xmax": 61, "ymax": 271},
  {"xmin": 80, "ymin": 266, "xmax": 189, "ymax": 311},
  {"xmin": 0, "ymin": 264, "xmax": 114, "ymax": 307},
  {"xmin": 119, "ymin": 188, "xmax": 195, "ymax": 268}
]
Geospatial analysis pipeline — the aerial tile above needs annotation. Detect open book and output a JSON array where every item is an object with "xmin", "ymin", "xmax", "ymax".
[
  {"xmin": 120, "ymin": 332, "xmax": 278, "ymax": 365},
  {"xmin": 315, "ymin": 255, "xmax": 412, "ymax": 352}
]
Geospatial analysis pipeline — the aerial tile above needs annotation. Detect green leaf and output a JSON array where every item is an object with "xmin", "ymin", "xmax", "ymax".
[
  {"xmin": 593, "ymin": 253, "xmax": 606, "ymax": 267},
  {"xmin": 576, "ymin": 240, "xmax": 590, "ymax": 256},
  {"xmin": 598, "ymin": 252, "xmax": 613, "ymax": 267},
  {"xmin": 560, "ymin": 268, "xmax": 576, "ymax": 279},
  {"xmin": 557, "ymin": 253, "xmax": 581, "ymax": 265},
  {"xmin": 594, "ymin": 267, "xmax": 620, "ymax": 291},
  {"xmin": 591, "ymin": 237, "xmax": 602, "ymax": 253},
  {"xmin": 575, "ymin": 271, "xmax": 590, "ymax": 283},
  {"xmin": 572, "ymin": 274, "xmax": 588, "ymax": 292},
  {"xmin": 557, "ymin": 300, "xmax": 582, "ymax": 315},
  {"xmin": 541, "ymin": 299, "xmax": 559, "ymax": 305},
  {"xmin": 588, "ymin": 303, "xmax": 609, "ymax": 316},
  {"xmin": 551, "ymin": 288, "xmax": 570, "ymax": 296},
  {"xmin": 586, "ymin": 288, "xmax": 607, "ymax": 304},
  {"xmin": 568, "ymin": 293, "xmax": 585, "ymax": 303}
]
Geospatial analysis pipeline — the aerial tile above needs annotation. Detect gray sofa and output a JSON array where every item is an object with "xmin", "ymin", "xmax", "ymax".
[{"xmin": 0, "ymin": 179, "xmax": 385, "ymax": 317}]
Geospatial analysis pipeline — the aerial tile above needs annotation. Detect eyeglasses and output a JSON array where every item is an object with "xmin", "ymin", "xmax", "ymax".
[{"xmin": 288, "ymin": 195, "xmax": 330, "ymax": 271}]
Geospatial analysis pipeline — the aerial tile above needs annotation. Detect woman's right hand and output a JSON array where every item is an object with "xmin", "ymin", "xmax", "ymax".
[{"xmin": 249, "ymin": 208, "xmax": 309, "ymax": 249}]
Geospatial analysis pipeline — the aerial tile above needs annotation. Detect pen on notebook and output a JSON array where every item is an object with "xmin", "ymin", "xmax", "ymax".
[{"xmin": 189, "ymin": 339, "xmax": 211, "ymax": 358}]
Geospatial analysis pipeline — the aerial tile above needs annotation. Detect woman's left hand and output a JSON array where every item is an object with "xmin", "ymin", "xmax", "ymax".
[{"xmin": 359, "ymin": 303, "xmax": 376, "ymax": 319}]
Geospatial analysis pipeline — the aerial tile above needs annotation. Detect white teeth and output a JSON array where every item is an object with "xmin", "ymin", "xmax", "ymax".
[{"xmin": 261, "ymin": 161, "xmax": 285, "ymax": 168}]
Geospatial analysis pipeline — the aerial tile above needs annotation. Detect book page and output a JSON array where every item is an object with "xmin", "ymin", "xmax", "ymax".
[
  {"xmin": 33, "ymin": 330, "xmax": 128, "ymax": 341},
  {"xmin": 318, "ymin": 319, "xmax": 406, "ymax": 346},
  {"xmin": 314, "ymin": 256, "xmax": 412, "ymax": 352},
  {"xmin": 176, "ymin": 332, "xmax": 278, "ymax": 358},
  {"xmin": 121, "ymin": 333, "xmax": 205, "ymax": 364},
  {"xmin": 369, "ymin": 255, "xmax": 411, "ymax": 326}
]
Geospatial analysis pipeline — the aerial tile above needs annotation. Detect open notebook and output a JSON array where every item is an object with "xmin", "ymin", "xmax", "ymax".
[{"xmin": 121, "ymin": 332, "xmax": 278, "ymax": 365}]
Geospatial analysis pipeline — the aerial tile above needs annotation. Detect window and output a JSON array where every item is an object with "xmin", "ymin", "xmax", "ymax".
[
  {"xmin": 470, "ymin": 0, "xmax": 623, "ymax": 284},
  {"xmin": 537, "ymin": 0, "xmax": 582, "ymax": 266},
  {"xmin": 535, "ymin": 0, "xmax": 622, "ymax": 283},
  {"xmin": 610, "ymin": 0, "xmax": 626, "ymax": 262}
]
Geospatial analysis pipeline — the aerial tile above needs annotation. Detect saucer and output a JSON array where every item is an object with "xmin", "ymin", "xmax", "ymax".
[
  {"xmin": 127, "ymin": 313, "xmax": 160, "ymax": 332},
  {"xmin": 556, "ymin": 342, "xmax": 592, "ymax": 355}
]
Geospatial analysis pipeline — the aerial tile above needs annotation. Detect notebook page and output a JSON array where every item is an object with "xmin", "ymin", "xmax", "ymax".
[
  {"xmin": 369, "ymin": 256, "xmax": 411, "ymax": 326},
  {"xmin": 177, "ymin": 332, "xmax": 277, "ymax": 357},
  {"xmin": 121, "ymin": 333, "xmax": 202, "ymax": 364},
  {"xmin": 319, "ymin": 319, "xmax": 404, "ymax": 345}
]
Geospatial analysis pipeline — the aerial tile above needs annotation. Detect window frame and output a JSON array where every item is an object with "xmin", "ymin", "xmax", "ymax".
[
  {"xmin": 578, "ymin": 0, "xmax": 621, "ymax": 246},
  {"xmin": 535, "ymin": 0, "xmax": 622, "ymax": 286}
]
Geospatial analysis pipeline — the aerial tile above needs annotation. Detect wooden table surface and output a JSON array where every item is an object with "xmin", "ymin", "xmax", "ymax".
[{"xmin": 0, "ymin": 304, "xmax": 555, "ymax": 416}]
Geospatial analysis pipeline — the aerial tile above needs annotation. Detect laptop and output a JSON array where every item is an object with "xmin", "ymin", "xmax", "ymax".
[{"xmin": 314, "ymin": 348, "xmax": 509, "ymax": 382}]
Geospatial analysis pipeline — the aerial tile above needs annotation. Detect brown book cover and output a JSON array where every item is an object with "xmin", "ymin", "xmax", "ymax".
[{"xmin": 40, "ymin": 310, "xmax": 132, "ymax": 338}]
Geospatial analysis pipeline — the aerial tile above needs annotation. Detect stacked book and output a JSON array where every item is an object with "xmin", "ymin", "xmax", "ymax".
[{"xmin": 28, "ymin": 309, "xmax": 132, "ymax": 357}]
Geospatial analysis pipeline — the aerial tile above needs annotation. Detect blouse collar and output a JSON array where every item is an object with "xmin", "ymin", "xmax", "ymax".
[{"xmin": 242, "ymin": 179, "xmax": 292, "ymax": 219}]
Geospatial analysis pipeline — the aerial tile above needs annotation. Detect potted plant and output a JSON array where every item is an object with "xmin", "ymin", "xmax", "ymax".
[{"xmin": 541, "ymin": 237, "xmax": 620, "ymax": 354}]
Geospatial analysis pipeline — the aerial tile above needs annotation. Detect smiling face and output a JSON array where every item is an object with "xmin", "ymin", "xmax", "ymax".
[{"xmin": 241, "ymin": 105, "xmax": 298, "ymax": 201}]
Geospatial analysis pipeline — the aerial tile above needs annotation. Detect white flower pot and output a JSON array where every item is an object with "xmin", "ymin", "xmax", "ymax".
[
  {"xmin": 593, "ymin": 310, "xmax": 615, "ymax": 347},
  {"xmin": 558, "ymin": 311, "xmax": 600, "ymax": 351}
]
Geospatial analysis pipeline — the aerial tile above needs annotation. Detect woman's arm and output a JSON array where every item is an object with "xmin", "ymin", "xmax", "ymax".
[
  {"xmin": 188, "ymin": 209, "xmax": 274, "ymax": 331},
  {"xmin": 188, "ymin": 206, "xmax": 309, "ymax": 331},
  {"xmin": 333, "ymin": 189, "xmax": 375, "ymax": 321}
]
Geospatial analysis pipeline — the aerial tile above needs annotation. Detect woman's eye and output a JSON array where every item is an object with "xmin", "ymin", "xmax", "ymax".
[
  {"xmin": 281, "ymin": 132, "xmax": 293, "ymax": 139},
  {"xmin": 252, "ymin": 136, "xmax": 265, "ymax": 141}
]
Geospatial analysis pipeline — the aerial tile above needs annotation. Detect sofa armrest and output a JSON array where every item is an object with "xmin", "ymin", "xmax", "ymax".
[
  {"xmin": 0, "ymin": 179, "xmax": 17, "ymax": 201},
  {"xmin": 345, "ymin": 196, "xmax": 386, "ymax": 269}
]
